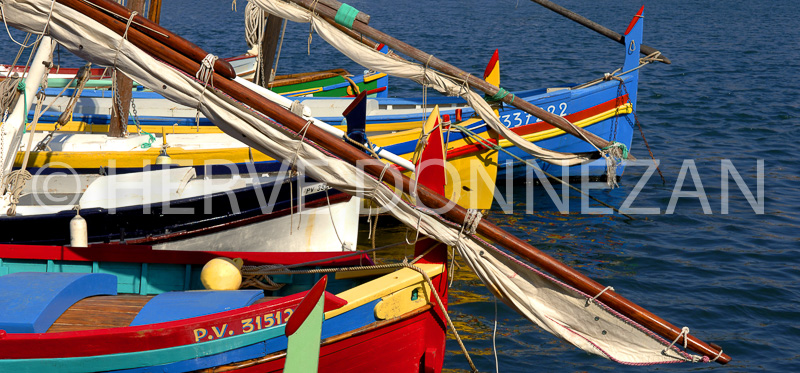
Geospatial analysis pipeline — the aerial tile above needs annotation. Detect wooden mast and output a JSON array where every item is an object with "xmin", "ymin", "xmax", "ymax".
[
  {"xmin": 108, "ymin": 0, "xmax": 144, "ymax": 138},
  {"xmin": 53, "ymin": 0, "xmax": 730, "ymax": 364},
  {"xmin": 146, "ymin": 0, "xmax": 161, "ymax": 24},
  {"xmin": 257, "ymin": 13, "xmax": 284, "ymax": 87},
  {"xmin": 528, "ymin": 0, "xmax": 670, "ymax": 64},
  {"xmin": 283, "ymin": 0, "xmax": 618, "ymax": 152}
]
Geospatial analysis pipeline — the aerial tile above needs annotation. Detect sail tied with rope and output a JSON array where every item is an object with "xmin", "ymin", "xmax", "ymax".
[{"xmin": 0, "ymin": 0, "xmax": 726, "ymax": 365}]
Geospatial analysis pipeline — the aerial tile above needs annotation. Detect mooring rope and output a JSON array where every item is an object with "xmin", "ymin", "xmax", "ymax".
[{"xmin": 451, "ymin": 123, "xmax": 634, "ymax": 219}]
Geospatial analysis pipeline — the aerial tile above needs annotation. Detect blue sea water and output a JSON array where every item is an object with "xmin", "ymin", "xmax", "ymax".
[{"xmin": 1, "ymin": 0, "xmax": 798, "ymax": 371}]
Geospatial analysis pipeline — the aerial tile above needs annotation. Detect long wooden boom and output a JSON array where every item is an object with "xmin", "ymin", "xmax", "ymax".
[
  {"xmin": 528, "ymin": 0, "xmax": 671, "ymax": 64},
  {"xmin": 54, "ymin": 0, "xmax": 729, "ymax": 364},
  {"xmin": 284, "ymin": 0, "xmax": 618, "ymax": 153}
]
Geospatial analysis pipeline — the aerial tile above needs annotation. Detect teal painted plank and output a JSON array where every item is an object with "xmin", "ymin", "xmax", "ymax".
[
  {"xmin": 183, "ymin": 265, "xmax": 192, "ymax": 291},
  {"xmin": 139, "ymin": 263, "xmax": 148, "ymax": 295},
  {"xmin": 0, "ymin": 324, "xmax": 286, "ymax": 372}
]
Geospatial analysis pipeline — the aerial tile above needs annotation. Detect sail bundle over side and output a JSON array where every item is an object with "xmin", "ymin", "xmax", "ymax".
[
  {"xmin": 0, "ymin": 0, "xmax": 721, "ymax": 365},
  {"xmin": 249, "ymin": 0, "xmax": 594, "ymax": 167}
]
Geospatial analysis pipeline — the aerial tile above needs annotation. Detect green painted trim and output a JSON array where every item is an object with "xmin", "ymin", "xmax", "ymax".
[
  {"xmin": 0, "ymin": 324, "xmax": 286, "ymax": 372},
  {"xmin": 284, "ymin": 295, "xmax": 324, "ymax": 372}
]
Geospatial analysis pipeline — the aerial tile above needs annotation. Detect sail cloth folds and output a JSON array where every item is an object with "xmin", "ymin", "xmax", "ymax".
[
  {"xmin": 0, "ymin": 0, "xmax": 701, "ymax": 364},
  {"xmin": 250, "ymin": 0, "xmax": 592, "ymax": 167}
]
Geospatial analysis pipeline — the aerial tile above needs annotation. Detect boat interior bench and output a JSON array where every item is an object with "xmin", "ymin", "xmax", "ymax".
[{"xmin": 0, "ymin": 272, "xmax": 117, "ymax": 333}]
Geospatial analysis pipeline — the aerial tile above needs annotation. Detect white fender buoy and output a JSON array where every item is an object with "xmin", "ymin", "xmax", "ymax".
[
  {"xmin": 201, "ymin": 257, "xmax": 244, "ymax": 290},
  {"xmin": 70, "ymin": 208, "xmax": 88, "ymax": 248}
]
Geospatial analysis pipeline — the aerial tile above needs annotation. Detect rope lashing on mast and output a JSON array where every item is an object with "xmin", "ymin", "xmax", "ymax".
[
  {"xmin": 0, "ymin": 75, "xmax": 22, "ymax": 115},
  {"xmin": 450, "ymin": 208, "xmax": 482, "ymax": 285},
  {"xmin": 110, "ymin": 10, "xmax": 137, "ymax": 138},
  {"xmin": 486, "ymin": 86, "xmax": 515, "ymax": 103},
  {"xmin": 2, "ymin": 168, "xmax": 31, "ymax": 215},
  {"xmin": 6, "ymin": 60, "xmax": 50, "ymax": 216},
  {"xmin": 193, "ymin": 53, "xmax": 218, "ymax": 132}
]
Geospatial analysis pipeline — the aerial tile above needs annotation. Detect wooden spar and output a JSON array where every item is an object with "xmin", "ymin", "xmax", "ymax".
[
  {"xmin": 258, "ymin": 13, "xmax": 284, "ymax": 86},
  {"xmin": 315, "ymin": 0, "xmax": 370, "ymax": 25},
  {"xmin": 55, "ymin": 0, "xmax": 730, "ymax": 364},
  {"xmin": 108, "ymin": 0, "xmax": 144, "ymax": 138},
  {"xmin": 146, "ymin": 0, "xmax": 161, "ymax": 24},
  {"xmin": 528, "ymin": 0, "xmax": 670, "ymax": 64},
  {"xmin": 285, "ymin": 0, "xmax": 619, "ymax": 153},
  {"xmin": 74, "ymin": 0, "xmax": 236, "ymax": 79}
]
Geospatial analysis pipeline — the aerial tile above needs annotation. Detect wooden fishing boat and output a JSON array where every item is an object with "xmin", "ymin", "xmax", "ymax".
[
  {"xmin": 0, "ymin": 242, "xmax": 448, "ymax": 372},
  {"xmin": 0, "ymin": 3, "xmax": 732, "ymax": 369},
  {"xmin": 21, "ymin": 17, "xmax": 642, "ymax": 182},
  {"xmin": 1, "ymin": 55, "xmax": 389, "ymax": 97},
  {"xmin": 0, "ymin": 167, "xmax": 361, "ymax": 250}
]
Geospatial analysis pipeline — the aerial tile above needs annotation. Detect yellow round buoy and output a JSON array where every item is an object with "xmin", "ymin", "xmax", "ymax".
[{"xmin": 201, "ymin": 257, "xmax": 244, "ymax": 290}]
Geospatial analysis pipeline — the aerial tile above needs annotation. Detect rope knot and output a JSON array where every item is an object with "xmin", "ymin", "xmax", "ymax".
[
  {"xmin": 196, "ymin": 54, "xmax": 218, "ymax": 87},
  {"xmin": 663, "ymin": 326, "xmax": 691, "ymax": 356},
  {"xmin": 463, "ymin": 208, "xmax": 482, "ymax": 236},
  {"xmin": 485, "ymin": 87, "xmax": 510, "ymax": 102}
]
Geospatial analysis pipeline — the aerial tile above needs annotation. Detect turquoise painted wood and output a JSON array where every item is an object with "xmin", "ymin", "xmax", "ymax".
[
  {"xmin": 130, "ymin": 290, "xmax": 264, "ymax": 326},
  {"xmin": 0, "ymin": 259, "xmax": 204, "ymax": 296},
  {"xmin": 0, "ymin": 272, "xmax": 116, "ymax": 333}
]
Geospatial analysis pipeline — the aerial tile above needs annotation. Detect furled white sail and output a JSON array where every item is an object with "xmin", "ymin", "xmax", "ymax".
[
  {"xmin": 0, "ymin": 0, "xmax": 708, "ymax": 364},
  {"xmin": 250, "ymin": 0, "xmax": 594, "ymax": 167}
]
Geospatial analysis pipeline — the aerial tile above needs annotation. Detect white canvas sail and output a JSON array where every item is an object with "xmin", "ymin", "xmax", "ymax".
[
  {"xmin": 250, "ymin": 0, "xmax": 594, "ymax": 167},
  {"xmin": 0, "ymin": 0, "xmax": 710, "ymax": 364}
]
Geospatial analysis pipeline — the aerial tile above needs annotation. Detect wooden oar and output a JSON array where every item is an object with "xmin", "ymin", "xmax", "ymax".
[
  {"xmin": 75, "ymin": 0, "xmax": 236, "ymax": 79},
  {"xmin": 528, "ymin": 0, "xmax": 671, "ymax": 64},
  {"xmin": 284, "ymin": 0, "xmax": 618, "ymax": 153},
  {"xmin": 56, "ymin": 0, "xmax": 729, "ymax": 364}
]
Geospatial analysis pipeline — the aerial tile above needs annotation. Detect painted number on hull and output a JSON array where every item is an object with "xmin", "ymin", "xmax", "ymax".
[
  {"xmin": 499, "ymin": 102, "xmax": 567, "ymax": 128},
  {"xmin": 192, "ymin": 308, "xmax": 294, "ymax": 343},
  {"xmin": 302, "ymin": 183, "xmax": 331, "ymax": 196}
]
